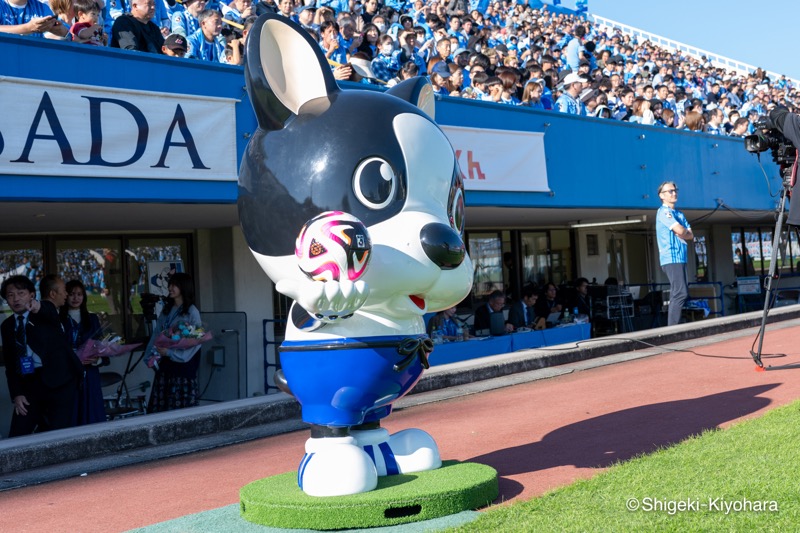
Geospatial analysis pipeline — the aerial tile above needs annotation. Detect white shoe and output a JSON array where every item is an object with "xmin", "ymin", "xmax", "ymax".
[
  {"xmin": 351, "ymin": 428, "xmax": 441, "ymax": 476},
  {"xmin": 298, "ymin": 436, "xmax": 378, "ymax": 496}
]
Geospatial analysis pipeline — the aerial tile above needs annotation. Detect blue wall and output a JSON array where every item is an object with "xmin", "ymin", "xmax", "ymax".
[{"xmin": 0, "ymin": 33, "xmax": 782, "ymax": 212}]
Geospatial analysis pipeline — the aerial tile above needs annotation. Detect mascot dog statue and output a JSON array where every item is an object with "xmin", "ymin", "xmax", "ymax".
[{"xmin": 238, "ymin": 14, "xmax": 473, "ymax": 497}]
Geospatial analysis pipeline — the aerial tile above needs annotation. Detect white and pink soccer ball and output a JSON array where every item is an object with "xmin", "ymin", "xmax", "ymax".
[{"xmin": 295, "ymin": 211, "xmax": 372, "ymax": 282}]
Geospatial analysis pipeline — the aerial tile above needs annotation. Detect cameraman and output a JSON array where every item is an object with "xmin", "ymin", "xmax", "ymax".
[
  {"xmin": 769, "ymin": 106, "xmax": 800, "ymax": 226},
  {"xmin": 769, "ymin": 106, "xmax": 800, "ymax": 149}
]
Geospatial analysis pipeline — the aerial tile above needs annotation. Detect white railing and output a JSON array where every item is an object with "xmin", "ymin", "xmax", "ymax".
[{"xmin": 589, "ymin": 14, "xmax": 799, "ymax": 87}]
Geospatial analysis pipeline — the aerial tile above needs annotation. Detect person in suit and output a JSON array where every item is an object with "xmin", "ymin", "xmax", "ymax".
[
  {"xmin": 506, "ymin": 284, "xmax": 538, "ymax": 331},
  {"xmin": 473, "ymin": 290, "xmax": 513, "ymax": 334},
  {"xmin": 61, "ymin": 279, "xmax": 107, "ymax": 425},
  {"xmin": 37, "ymin": 274, "xmax": 68, "ymax": 327},
  {"xmin": 534, "ymin": 282, "xmax": 564, "ymax": 324},
  {"xmin": 568, "ymin": 277, "xmax": 592, "ymax": 319},
  {"xmin": 1, "ymin": 275, "xmax": 82, "ymax": 436}
]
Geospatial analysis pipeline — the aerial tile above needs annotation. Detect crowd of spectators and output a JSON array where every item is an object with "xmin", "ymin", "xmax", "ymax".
[{"xmin": 2, "ymin": 0, "xmax": 798, "ymax": 134}]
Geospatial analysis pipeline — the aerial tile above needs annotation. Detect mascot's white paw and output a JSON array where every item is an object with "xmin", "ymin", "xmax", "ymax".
[
  {"xmin": 351, "ymin": 428, "xmax": 442, "ymax": 476},
  {"xmin": 299, "ymin": 436, "xmax": 378, "ymax": 496},
  {"xmin": 276, "ymin": 278, "xmax": 369, "ymax": 322}
]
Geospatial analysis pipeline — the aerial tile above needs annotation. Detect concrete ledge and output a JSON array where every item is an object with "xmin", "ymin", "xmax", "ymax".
[
  {"xmin": 1, "ymin": 306, "xmax": 798, "ymax": 486},
  {"xmin": 0, "ymin": 392, "xmax": 301, "ymax": 476}
]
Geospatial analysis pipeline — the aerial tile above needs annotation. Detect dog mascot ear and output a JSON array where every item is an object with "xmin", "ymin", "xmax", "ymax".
[{"xmin": 245, "ymin": 15, "xmax": 339, "ymax": 130}]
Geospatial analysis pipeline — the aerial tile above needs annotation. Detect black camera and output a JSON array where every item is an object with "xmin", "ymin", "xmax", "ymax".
[
  {"xmin": 139, "ymin": 292, "xmax": 163, "ymax": 321},
  {"xmin": 744, "ymin": 118, "xmax": 796, "ymax": 166}
]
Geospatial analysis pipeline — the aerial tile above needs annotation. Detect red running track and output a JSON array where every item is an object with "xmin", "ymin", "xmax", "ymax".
[{"xmin": 2, "ymin": 325, "xmax": 800, "ymax": 532}]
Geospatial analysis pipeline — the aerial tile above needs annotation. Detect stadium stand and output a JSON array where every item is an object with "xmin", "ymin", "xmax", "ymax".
[{"xmin": 1, "ymin": 0, "xmax": 797, "ymax": 133}]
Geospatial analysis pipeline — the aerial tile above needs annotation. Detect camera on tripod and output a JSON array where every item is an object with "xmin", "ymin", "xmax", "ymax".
[
  {"xmin": 744, "ymin": 118, "xmax": 797, "ymax": 166},
  {"xmin": 139, "ymin": 292, "xmax": 164, "ymax": 321}
]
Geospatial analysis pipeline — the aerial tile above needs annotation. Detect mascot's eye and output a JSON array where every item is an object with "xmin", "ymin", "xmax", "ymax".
[
  {"xmin": 353, "ymin": 157, "xmax": 397, "ymax": 209},
  {"xmin": 448, "ymin": 167, "xmax": 465, "ymax": 235},
  {"xmin": 450, "ymin": 187, "xmax": 465, "ymax": 234}
]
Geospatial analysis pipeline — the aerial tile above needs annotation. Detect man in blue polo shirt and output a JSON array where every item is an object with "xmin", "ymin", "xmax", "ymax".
[
  {"xmin": 0, "ymin": 0, "xmax": 67, "ymax": 38},
  {"xmin": 656, "ymin": 181, "xmax": 694, "ymax": 326}
]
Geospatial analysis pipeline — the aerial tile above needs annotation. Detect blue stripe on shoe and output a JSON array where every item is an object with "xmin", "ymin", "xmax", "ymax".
[
  {"xmin": 364, "ymin": 444, "xmax": 376, "ymax": 464},
  {"xmin": 297, "ymin": 452, "xmax": 314, "ymax": 489},
  {"xmin": 379, "ymin": 442, "xmax": 399, "ymax": 475}
]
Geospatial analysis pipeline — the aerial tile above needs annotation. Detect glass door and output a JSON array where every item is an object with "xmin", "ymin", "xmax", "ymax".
[{"xmin": 520, "ymin": 231, "xmax": 549, "ymax": 288}]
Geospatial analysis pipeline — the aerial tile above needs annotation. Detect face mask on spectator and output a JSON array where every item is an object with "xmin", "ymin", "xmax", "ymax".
[
  {"xmin": 381, "ymin": 44, "xmax": 393, "ymax": 55},
  {"xmin": 376, "ymin": 23, "xmax": 386, "ymax": 32}
]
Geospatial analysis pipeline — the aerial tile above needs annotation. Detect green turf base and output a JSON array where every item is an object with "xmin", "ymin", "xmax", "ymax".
[{"xmin": 239, "ymin": 460, "xmax": 498, "ymax": 530}]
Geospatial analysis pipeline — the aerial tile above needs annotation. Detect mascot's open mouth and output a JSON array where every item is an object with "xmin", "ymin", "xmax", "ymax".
[{"xmin": 409, "ymin": 295, "xmax": 425, "ymax": 310}]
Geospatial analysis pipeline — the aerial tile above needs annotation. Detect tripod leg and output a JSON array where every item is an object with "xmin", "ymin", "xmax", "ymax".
[{"xmin": 752, "ymin": 185, "xmax": 790, "ymax": 367}]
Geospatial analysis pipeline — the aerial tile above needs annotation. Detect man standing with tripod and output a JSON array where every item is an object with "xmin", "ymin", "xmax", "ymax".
[{"xmin": 656, "ymin": 181, "xmax": 694, "ymax": 326}]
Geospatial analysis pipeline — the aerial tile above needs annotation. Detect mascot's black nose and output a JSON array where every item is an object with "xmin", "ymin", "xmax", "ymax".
[{"xmin": 420, "ymin": 223, "xmax": 465, "ymax": 270}]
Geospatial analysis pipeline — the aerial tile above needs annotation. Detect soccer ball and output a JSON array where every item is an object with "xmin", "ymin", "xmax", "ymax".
[{"xmin": 296, "ymin": 211, "xmax": 372, "ymax": 282}]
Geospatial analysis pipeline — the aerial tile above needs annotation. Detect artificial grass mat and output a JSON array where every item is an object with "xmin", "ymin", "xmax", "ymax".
[
  {"xmin": 240, "ymin": 460, "xmax": 498, "ymax": 530},
  {"xmin": 452, "ymin": 399, "xmax": 800, "ymax": 532}
]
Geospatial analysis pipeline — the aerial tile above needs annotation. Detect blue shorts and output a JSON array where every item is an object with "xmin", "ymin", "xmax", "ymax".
[{"xmin": 279, "ymin": 335, "xmax": 431, "ymax": 427}]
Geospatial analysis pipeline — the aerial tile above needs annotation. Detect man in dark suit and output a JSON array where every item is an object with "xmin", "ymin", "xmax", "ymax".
[
  {"xmin": 1, "ymin": 275, "xmax": 81, "ymax": 436},
  {"xmin": 473, "ymin": 290, "xmax": 513, "ymax": 334},
  {"xmin": 506, "ymin": 284, "xmax": 539, "ymax": 331},
  {"xmin": 568, "ymin": 277, "xmax": 592, "ymax": 319}
]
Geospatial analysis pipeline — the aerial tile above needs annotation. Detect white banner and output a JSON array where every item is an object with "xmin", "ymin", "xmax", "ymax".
[
  {"xmin": 0, "ymin": 76, "xmax": 238, "ymax": 181},
  {"xmin": 441, "ymin": 125, "xmax": 549, "ymax": 192}
]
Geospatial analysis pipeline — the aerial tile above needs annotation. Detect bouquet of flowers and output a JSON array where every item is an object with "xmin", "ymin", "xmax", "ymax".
[
  {"xmin": 75, "ymin": 333, "xmax": 142, "ymax": 363},
  {"xmin": 148, "ymin": 322, "xmax": 212, "ymax": 369},
  {"xmin": 154, "ymin": 322, "xmax": 212, "ymax": 350}
]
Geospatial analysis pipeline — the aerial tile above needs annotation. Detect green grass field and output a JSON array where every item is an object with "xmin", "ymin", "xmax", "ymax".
[{"xmin": 452, "ymin": 400, "xmax": 800, "ymax": 532}]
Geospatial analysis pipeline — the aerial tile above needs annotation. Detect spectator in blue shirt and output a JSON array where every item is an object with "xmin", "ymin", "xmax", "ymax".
[
  {"xmin": 397, "ymin": 29, "xmax": 426, "ymax": 75},
  {"xmin": 555, "ymin": 72, "xmax": 587, "ymax": 115},
  {"xmin": 497, "ymin": 69, "xmax": 520, "ymax": 105},
  {"xmin": 223, "ymin": 0, "xmax": 253, "ymax": 25},
  {"xmin": 655, "ymin": 181, "xmax": 693, "ymax": 326},
  {"xmin": 519, "ymin": 78, "xmax": 545, "ymax": 110},
  {"xmin": 447, "ymin": 16, "xmax": 467, "ymax": 48},
  {"xmin": 613, "ymin": 87, "xmax": 634, "ymax": 120},
  {"xmin": 295, "ymin": 4, "xmax": 315, "ymax": 30},
  {"xmin": 186, "ymin": 9, "xmax": 227, "ymax": 63},
  {"xmin": 371, "ymin": 34, "xmax": 401, "ymax": 82},
  {"xmin": 0, "ymin": 0, "xmax": 68, "ymax": 38},
  {"xmin": 563, "ymin": 24, "xmax": 585, "ymax": 72},
  {"xmin": 316, "ymin": 0, "xmax": 348, "ymax": 15},
  {"xmin": 357, "ymin": 23, "xmax": 380, "ymax": 58},
  {"xmin": 705, "ymin": 107, "xmax": 725, "ymax": 135},
  {"xmin": 339, "ymin": 16, "xmax": 362, "ymax": 56},
  {"xmin": 274, "ymin": 0, "xmax": 293, "ymax": 19},
  {"xmin": 430, "ymin": 61, "xmax": 453, "ymax": 97},
  {"xmin": 319, "ymin": 19, "xmax": 347, "ymax": 65},
  {"xmin": 467, "ymin": 70, "xmax": 490, "ymax": 101},
  {"xmin": 171, "ymin": 0, "xmax": 204, "ymax": 37},
  {"xmin": 556, "ymin": 72, "xmax": 588, "ymax": 116}
]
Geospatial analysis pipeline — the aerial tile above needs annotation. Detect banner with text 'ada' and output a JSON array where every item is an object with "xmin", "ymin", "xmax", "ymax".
[{"xmin": 0, "ymin": 76, "xmax": 237, "ymax": 181}]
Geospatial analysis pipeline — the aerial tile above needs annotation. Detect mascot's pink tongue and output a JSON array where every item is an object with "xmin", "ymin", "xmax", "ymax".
[{"xmin": 410, "ymin": 295, "xmax": 425, "ymax": 309}]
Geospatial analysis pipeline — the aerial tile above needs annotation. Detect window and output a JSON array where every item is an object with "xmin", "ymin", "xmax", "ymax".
[
  {"xmin": 468, "ymin": 232, "xmax": 503, "ymax": 300},
  {"xmin": 520, "ymin": 231, "xmax": 549, "ymax": 288},
  {"xmin": 1, "ymin": 235, "xmax": 191, "ymax": 343},
  {"xmin": 0, "ymin": 239, "xmax": 45, "ymax": 321},
  {"xmin": 731, "ymin": 227, "xmax": 800, "ymax": 278},
  {"xmin": 693, "ymin": 233, "xmax": 708, "ymax": 282}
]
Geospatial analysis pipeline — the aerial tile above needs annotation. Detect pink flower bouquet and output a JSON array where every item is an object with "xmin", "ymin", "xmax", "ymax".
[
  {"xmin": 75, "ymin": 339, "xmax": 142, "ymax": 363},
  {"xmin": 153, "ymin": 322, "xmax": 212, "ymax": 350}
]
